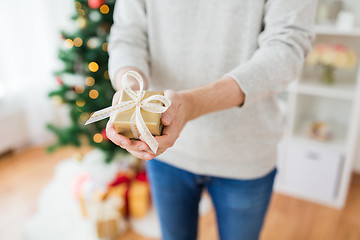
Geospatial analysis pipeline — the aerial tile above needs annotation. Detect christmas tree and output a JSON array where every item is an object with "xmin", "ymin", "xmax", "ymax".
[{"xmin": 48, "ymin": 0, "xmax": 126, "ymax": 162}]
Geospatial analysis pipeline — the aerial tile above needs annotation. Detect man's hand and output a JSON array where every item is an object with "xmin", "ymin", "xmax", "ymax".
[
  {"xmin": 106, "ymin": 72, "xmax": 244, "ymax": 161},
  {"xmin": 152, "ymin": 90, "xmax": 190, "ymax": 156},
  {"xmin": 106, "ymin": 89, "xmax": 191, "ymax": 161}
]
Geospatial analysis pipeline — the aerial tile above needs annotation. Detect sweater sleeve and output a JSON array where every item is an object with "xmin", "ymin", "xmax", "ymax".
[
  {"xmin": 108, "ymin": 0, "xmax": 149, "ymax": 88},
  {"xmin": 225, "ymin": 0, "xmax": 317, "ymax": 108}
]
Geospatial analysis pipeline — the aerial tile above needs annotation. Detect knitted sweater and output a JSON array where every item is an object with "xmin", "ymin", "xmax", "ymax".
[{"xmin": 108, "ymin": 0, "xmax": 317, "ymax": 179}]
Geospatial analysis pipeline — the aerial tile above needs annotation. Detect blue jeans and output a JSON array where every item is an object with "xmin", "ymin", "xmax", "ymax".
[{"xmin": 146, "ymin": 159, "xmax": 276, "ymax": 240}]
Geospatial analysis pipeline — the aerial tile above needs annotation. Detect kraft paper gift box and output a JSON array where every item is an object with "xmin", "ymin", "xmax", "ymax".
[
  {"xmin": 95, "ymin": 198, "xmax": 127, "ymax": 239},
  {"xmin": 128, "ymin": 180, "xmax": 151, "ymax": 218},
  {"xmin": 96, "ymin": 218, "xmax": 118, "ymax": 239},
  {"xmin": 113, "ymin": 90, "xmax": 164, "ymax": 139}
]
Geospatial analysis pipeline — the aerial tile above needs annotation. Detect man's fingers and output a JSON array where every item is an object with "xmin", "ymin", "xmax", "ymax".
[
  {"xmin": 154, "ymin": 135, "xmax": 174, "ymax": 151},
  {"xmin": 112, "ymin": 91, "xmax": 122, "ymax": 105},
  {"xmin": 106, "ymin": 121, "xmax": 131, "ymax": 147},
  {"xmin": 138, "ymin": 135, "xmax": 168, "ymax": 155},
  {"xmin": 154, "ymin": 127, "xmax": 177, "ymax": 152},
  {"xmin": 128, "ymin": 149, "xmax": 155, "ymax": 161},
  {"xmin": 161, "ymin": 90, "xmax": 178, "ymax": 126},
  {"xmin": 161, "ymin": 112, "xmax": 173, "ymax": 126},
  {"xmin": 123, "ymin": 139, "xmax": 150, "ymax": 151},
  {"xmin": 106, "ymin": 121, "xmax": 151, "ymax": 152}
]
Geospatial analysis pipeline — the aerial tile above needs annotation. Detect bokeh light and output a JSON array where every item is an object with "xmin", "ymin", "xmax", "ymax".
[
  {"xmin": 75, "ymin": 85, "xmax": 85, "ymax": 94},
  {"xmin": 75, "ymin": 1, "xmax": 81, "ymax": 9},
  {"xmin": 100, "ymin": 5, "xmax": 109, "ymax": 14},
  {"xmin": 85, "ymin": 77, "xmax": 95, "ymax": 86},
  {"xmin": 88, "ymin": 62, "xmax": 99, "ymax": 72},
  {"xmin": 74, "ymin": 37, "xmax": 83, "ymax": 47},
  {"xmin": 76, "ymin": 98, "xmax": 85, "ymax": 107},
  {"xmin": 64, "ymin": 39, "xmax": 73, "ymax": 48},
  {"xmin": 89, "ymin": 11, "xmax": 101, "ymax": 22},
  {"xmin": 78, "ymin": 9, "xmax": 86, "ymax": 17},
  {"xmin": 104, "ymin": 70, "xmax": 109, "ymax": 80},
  {"xmin": 77, "ymin": 17, "xmax": 87, "ymax": 28},
  {"xmin": 87, "ymin": 37, "xmax": 100, "ymax": 49},
  {"xmin": 51, "ymin": 96, "xmax": 64, "ymax": 105},
  {"xmin": 102, "ymin": 42, "xmax": 108, "ymax": 52},
  {"xmin": 89, "ymin": 89, "xmax": 99, "ymax": 99},
  {"xmin": 93, "ymin": 133, "xmax": 103, "ymax": 143},
  {"xmin": 80, "ymin": 112, "xmax": 90, "ymax": 122}
]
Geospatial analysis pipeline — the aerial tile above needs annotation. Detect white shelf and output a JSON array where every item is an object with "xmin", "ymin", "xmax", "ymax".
[
  {"xmin": 275, "ymin": 181, "xmax": 343, "ymax": 208},
  {"xmin": 287, "ymin": 80, "xmax": 355, "ymax": 100},
  {"xmin": 290, "ymin": 135, "xmax": 345, "ymax": 153},
  {"xmin": 315, "ymin": 25, "xmax": 360, "ymax": 37},
  {"xmin": 276, "ymin": 11, "xmax": 360, "ymax": 208}
]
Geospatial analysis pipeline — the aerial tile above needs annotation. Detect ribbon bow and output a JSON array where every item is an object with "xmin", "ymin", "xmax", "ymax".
[{"xmin": 85, "ymin": 71, "xmax": 171, "ymax": 154}]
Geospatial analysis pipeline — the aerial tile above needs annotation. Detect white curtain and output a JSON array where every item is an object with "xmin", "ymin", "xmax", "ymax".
[{"xmin": 0, "ymin": 0, "xmax": 74, "ymax": 145}]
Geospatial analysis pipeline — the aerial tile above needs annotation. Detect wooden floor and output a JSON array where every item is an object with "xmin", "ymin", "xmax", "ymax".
[{"xmin": 0, "ymin": 146, "xmax": 359, "ymax": 240}]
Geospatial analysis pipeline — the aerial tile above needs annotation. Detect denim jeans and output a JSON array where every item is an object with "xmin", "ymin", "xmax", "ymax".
[{"xmin": 146, "ymin": 159, "xmax": 276, "ymax": 240}]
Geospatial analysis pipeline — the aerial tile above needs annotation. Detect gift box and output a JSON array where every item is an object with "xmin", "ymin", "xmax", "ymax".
[
  {"xmin": 106, "ymin": 184, "xmax": 128, "ymax": 216},
  {"xmin": 95, "ymin": 197, "xmax": 127, "ymax": 239},
  {"xmin": 128, "ymin": 180, "xmax": 151, "ymax": 218},
  {"xmin": 113, "ymin": 90, "xmax": 165, "ymax": 139},
  {"xmin": 96, "ymin": 218, "xmax": 118, "ymax": 239}
]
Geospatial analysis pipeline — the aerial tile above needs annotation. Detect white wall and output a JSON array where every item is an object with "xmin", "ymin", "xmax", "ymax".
[{"xmin": 0, "ymin": 0, "xmax": 74, "ymax": 147}]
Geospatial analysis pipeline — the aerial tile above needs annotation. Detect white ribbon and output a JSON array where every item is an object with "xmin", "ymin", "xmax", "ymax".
[{"xmin": 85, "ymin": 71, "xmax": 171, "ymax": 154}]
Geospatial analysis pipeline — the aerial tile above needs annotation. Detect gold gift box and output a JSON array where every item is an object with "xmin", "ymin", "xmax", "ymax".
[
  {"xmin": 113, "ymin": 91, "xmax": 164, "ymax": 139},
  {"xmin": 128, "ymin": 181, "xmax": 150, "ymax": 218},
  {"xmin": 96, "ymin": 218, "xmax": 118, "ymax": 239}
]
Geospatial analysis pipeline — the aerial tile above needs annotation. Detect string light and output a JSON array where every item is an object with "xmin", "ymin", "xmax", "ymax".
[
  {"xmin": 89, "ymin": 89, "xmax": 99, "ymax": 99},
  {"xmin": 80, "ymin": 112, "xmax": 90, "ymax": 122},
  {"xmin": 102, "ymin": 42, "xmax": 108, "ymax": 52},
  {"xmin": 89, "ymin": 11, "xmax": 101, "ymax": 22},
  {"xmin": 93, "ymin": 133, "xmax": 103, "ymax": 143},
  {"xmin": 74, "ymin": 37, "xmax": 83, "ymax": 47},
  {"xmin": 88, "ymin": 62, "xmax": 99, "ymax": 72},
  {"xmin": 64, "ymin": 39, "xmax": 73, "ymax": 48},
  {"xmin": 78, "ymin": 9, "xmax": 86, "ymax": 17},
  {"xmin": 75, "ymin": 1, "xmax": 81, "ymax": 9},
  {"xmin": 104, "ymin": 70, "xmax": 109, "ymax": 80},
  {"xmin": 76, "ymin": 98, "xmax": 85, "ymax": 107},
  {"xmin": 100, "ymin": 5, "xmax": 109, "ymax": 14},
  {"xmin": 87, "ymin": 37, "xmax": 100, "ymax": 49},
  {"xmin": 51, "ymin": 96, "xmax": 64, "ymax": 105},
  {"xmin": 85, "ymin": 77, "xmax": 95, "ymax": 86},
  {"xmin": 77, "ymin": 17, "xmax": 87, "ymax": 28},
  {"xmin": 65, "ymin": 91, "xmax": 77, "ymax": 100},
  {"xmin": 74, "ymin": 85, "xmax": 85, "ymax": 94}
]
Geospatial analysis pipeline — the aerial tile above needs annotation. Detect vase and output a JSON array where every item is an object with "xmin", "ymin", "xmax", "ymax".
[{"xmin": 321, "ymin": 65, "xmax": 335, "ymax": 85}]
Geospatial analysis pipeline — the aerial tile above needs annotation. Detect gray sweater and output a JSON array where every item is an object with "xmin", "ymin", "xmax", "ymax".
[{"xmin": 108, "ymin": 0, "xmax": 317, "ymax": 179}]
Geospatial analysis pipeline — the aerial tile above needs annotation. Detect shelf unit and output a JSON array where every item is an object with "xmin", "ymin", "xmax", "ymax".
[
  {"xmin": 314, "ymin": 25, "xmax": 360, "ymax": 37},
  {"xmin": 274, "ymin": 25, "xmax": 360, "ymax": 208},
  {"xmin": 287, "ymin": 80, "xmax": 355, "ymax": 100}
]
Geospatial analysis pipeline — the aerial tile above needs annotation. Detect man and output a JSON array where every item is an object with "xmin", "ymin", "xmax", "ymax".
[{"xmin": 106, "ymin": 0, "xmax": 317, "ymax": 239}]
